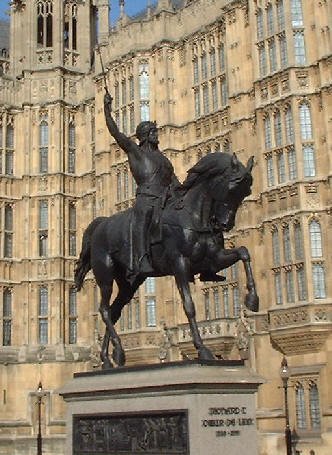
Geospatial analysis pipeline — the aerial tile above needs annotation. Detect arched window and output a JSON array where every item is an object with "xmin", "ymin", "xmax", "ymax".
[
  {"xmin": 285, "ymin": 105, "xmax": 294, "ymax": 143},
  {"xmin": 69, "ymin": 203, "xmax": 76, "ymax": 256},
  {"xmin": 264, "ymin": 115, "xmax": 272, "ymax": 149},
  {"xmin": 139, "ymin": 62, "xmax": 149, "ymax": 100},
  {"xmin": 5, "ymin": 124, "xmax": 14, "ymax": 175},
  {"xmin": 145, "ymin": 277, "xmax": 156, "ymax": 327},
  {"xmin": 295, "ymin": 383, "xmax": 307, "ymax": 429},
  {"xmin": 116, "ymin": 172, "xmax": 122, "ymax": 202},
  {"xmin": 233, "ymin": 287, "xmax": 240, "ymax": 317},
  {"xmin": 123, "ymin": 168, "xmax": 129, "ymax": 200},
  {"xmin": 299, "ymin": 103, "xmax": 312, "ymax": 140},
  {"xmin": 309, "ymin": 383, "xmax": 321, "ymax": 430},
  {"xmin": 194, "ymin": 88, "xmax": 201, "ymax": 118},
  {"xmin": 274, "ymin": 272, "xmax": 283, "ymax": 304},
  {"xmin": 312, "ymin": 264, "xmax": 326, "ymax": 299},
  {"xmin": 274, "ymin": 110, "xmax": 282, "ymax": 146},
  {"xmin": 193, "ymin": 57, "xmax": 199, "ymax": 84},
  {"xmin": 258, "ymin": 44, "xmax": 267, "ymax": 76},
  {"xmin": 266, "ymin": 154, "xmax": 274, "ymax": 186},
  {"xmin": 256, "ymin": 9, "xmax": 264, "ymax": 40},
  {"xmin": 37, "ymin": 1, "xmax": 53, "ymax": 48},
  {"xmin": 68, "ymin": 122, "xmax": 75, "ymax": 173},
  {"xmin": 272, "ymin": 229, "xmax": 280, "ymax": 265},
  {"xmin": 72, "ymin": 4, "xmax": 77, "ymax": 50},
  {"xmin": 39, "ymin": 119, "xmax": 48, "ymax": 173},
  {"xmin": 223, "ymin": 287, "xmax": 229, "ymax": 317},
  {"xmin": 2, "ymin": 288, "xmax": 12, "ymax": 346},
  {"xmin": 145, "ymin": 277, "xmax": 155, "ymax": 294},
  {"xmin": 69, "ymin": 286, "xmax": 77, "ymax": 344},
  {"xmin": 291, "ymin": 0, "xmax": 303, "ymax": 27},
  {"xmin": 283, "ymin": 225, "xmax": 291, "ymax": 262},
  {"xmin": 219, "ymin": 43, "xmax": 225, "ymax": 71},
  {"xmin": 204, "ymin": 292, "xmax": 211, "ymax": 320},
  {"xmin": 285, "ymin": 269, "xmax": 295, "ymax": 303},
  {"xmin": 268, "ymin": 39, "xmax": 277, "ymax": 72},
  {"xmin": 213, "ymin": 287, "xmax": 221, "ymax": 319},
  {"xmin": 39, "ymin": 200, "xmax": 48, "ymax": 257},
  {"xmin": 220, "ymin": 78, "xmax": 228, "ymax": 106},
  {"xmin": 294, "ymin": 30, "xmax": 306, "ymax": 65},
  {"xmin": 38, "ymin": 286, "xmax": 49, "ymax": 344},
  {"xmin": 64, "ymin": 3, "xmax": 77, "ymax": 50},
  {"xmin": 303, "ymin": 144, "xmax": 315, "ymax": 177},
  {"xmin": 294, "ymin": 223, "xmax": 303, "ymax": 260},
  {"xmin": 287, "ymin": 147, "xmax": 297, "ymax": 180},
  {"xmin": 267, "ymin": 4, "xmax": 274, "ymax": 36},
  {"xmin": 210, "ymin": 48, "xmax": 216, "ymax": 76},
  {"xmin": 296, "ymin": 266, "xmax": 307, "ymax": 301},
  {"xmin": 309, "ymin": 220, "xmax": 322, "ymax": 257},
  {"xmin": 146, "ymin": 298, "xmax": 156, "ymax": 327},
  {"xmin": 4, "ymin": 204, "xmax": 13, "ymax": 258},
  {"xmin": 201, "ymin": 53, "xmax": 207, "ymax": 79},
  {"xmin": 203, "ymin": 84, "xmax": 209, "ymax": 114},
  {"xmin": 277, "ymin": 0, "xmax": 285, "ymax": 30},
  {"xmin": 277, "ymin": 152, "xmax": 286, "ymax": 183}
]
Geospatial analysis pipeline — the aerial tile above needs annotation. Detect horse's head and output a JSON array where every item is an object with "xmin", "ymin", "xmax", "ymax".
[{"xmin": 207, "ymin": 153, "xmax": 254, "ymax": 232}]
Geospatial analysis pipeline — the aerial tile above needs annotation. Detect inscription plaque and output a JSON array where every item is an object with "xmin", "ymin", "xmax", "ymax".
[{"xmin": 73, "ymin": 411, "xmax": 189, "ymax": 454}]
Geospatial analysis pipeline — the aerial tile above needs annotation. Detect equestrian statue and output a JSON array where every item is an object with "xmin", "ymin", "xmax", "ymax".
[{"xmin": 74, "ymin": 92, "xmax": 259, "ymax": 369}]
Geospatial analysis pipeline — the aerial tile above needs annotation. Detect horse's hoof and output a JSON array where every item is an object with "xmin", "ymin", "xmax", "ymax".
[
  {"xmin": 245, "ymin": 292, "xmax": 259, "ymax": 312},
  {"xmin": 112, "ymin": 347, "xmax": 126, "ymax": 367},
  {"xmin": 198, "ymin": 346, "xmax": 215, "ymax": 361},
  {"xmin": 102, "ymin": 359, "xmax": 113, "ymax": 369}
]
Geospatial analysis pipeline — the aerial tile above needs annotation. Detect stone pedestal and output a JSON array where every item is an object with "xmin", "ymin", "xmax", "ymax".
[{"xmin": 58, "ymin": 360, "xmax": 264, "ymax": 455}]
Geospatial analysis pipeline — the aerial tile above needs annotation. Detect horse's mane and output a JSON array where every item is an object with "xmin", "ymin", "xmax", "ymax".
[{"xmin": 181, "ymin": 153, "xmax": 234, "ymax": 192}]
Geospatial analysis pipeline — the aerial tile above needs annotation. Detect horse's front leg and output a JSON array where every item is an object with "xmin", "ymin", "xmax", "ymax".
[
  {"xmin": 216, "ymin": 246, "xmax": 259, "ymax": 313},
  {"xmin": 174, "ymin": 256, "xmax": 215, "ymax": 360},
  {"xmin": 237, "ymin": 246, "xmax": 259, "ymax": 312}
]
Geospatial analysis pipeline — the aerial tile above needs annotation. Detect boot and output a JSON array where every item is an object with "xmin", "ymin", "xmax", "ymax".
[{"xmin": 199, "ymin": 271, "xmax": 226, "ymax": 282}]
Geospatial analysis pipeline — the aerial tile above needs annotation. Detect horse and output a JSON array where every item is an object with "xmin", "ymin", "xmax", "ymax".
[{"xmin": 74, "ymin": 152, "xmax": 259, "ymax": 368}]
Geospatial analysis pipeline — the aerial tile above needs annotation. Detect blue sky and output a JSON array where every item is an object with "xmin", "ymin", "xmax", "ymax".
[{"xmin": 0, "ymin": 1, "xmax": 155, "ymax": 23}]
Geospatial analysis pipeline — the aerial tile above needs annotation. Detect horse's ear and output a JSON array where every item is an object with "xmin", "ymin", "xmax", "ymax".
[
  {"xmin": 246, "ymin": 156, "xmax": 254, "ymax": 173},
  {"xmin": 231, "ymin": 153, "xmax": 239, "ymax": 170}
]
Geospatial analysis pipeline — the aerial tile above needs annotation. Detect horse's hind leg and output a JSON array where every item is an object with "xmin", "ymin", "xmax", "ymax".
[
  {"xmin": 111, "ymin": 273, "xmax": 144, "ymax": 324},
  {"xmin": 98, "ymin": 282, "xmax": 126, "ymax": 368},
  {"xmin": 94, "ymin": 253, "xmax": 125, "ymax": 369},
  {"xmin": 103, "ymin": 274, "xmax": 144, "ymax": 366}
]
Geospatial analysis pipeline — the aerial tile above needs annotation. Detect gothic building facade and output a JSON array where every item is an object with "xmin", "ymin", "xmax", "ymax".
[{"xmin": 0, "ymin": 0, "xmax": 331, "ymax": 454}]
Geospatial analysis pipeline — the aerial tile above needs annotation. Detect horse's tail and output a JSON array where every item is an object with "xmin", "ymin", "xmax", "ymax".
[{"xmin": 74, "ymin": 217, "xmax": 107, "ymax": 291}]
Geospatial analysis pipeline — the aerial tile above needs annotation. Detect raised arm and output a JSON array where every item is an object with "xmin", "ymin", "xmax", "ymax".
[{"xmin": 103, "ymin": 93, "xmax": 134, "ymax": 152}]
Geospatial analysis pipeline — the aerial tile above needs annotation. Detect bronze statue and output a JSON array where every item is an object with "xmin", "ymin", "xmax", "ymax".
[
  {"xmin": 103, "ymin": 93, "xmax": 224, "ymax": 283},
  {"xmin": 75, "ymin": 148, "xmax": 259, "ymax": 368}
]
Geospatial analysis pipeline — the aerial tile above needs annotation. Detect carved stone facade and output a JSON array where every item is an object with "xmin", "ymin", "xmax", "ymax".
[{"xmin": 0, "ymin": 1, "xmax": 331, "ymax": 454}]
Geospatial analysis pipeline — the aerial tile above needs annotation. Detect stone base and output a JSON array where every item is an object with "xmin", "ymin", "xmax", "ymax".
[{"xmin": 58, "ymin": 360, "xmax": 264, "ymax": 455}]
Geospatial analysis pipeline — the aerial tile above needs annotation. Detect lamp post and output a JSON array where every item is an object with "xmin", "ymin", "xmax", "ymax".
[
  {"xmin": 36, "ymin": 381, "xmax": 44, "ymax": 455},
  {"xmin": 280, "ymin": 357, "xmax": 292, "ymax": 455}
]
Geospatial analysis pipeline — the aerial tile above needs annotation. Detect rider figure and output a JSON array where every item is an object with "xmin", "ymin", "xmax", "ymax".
[
  {"xmin": 104, "ymin": 92, "xmax": 180, "ymax": 282},
  {"xmin": 104, "ymin": 92, "xmax": 225, "ymax": 283}
]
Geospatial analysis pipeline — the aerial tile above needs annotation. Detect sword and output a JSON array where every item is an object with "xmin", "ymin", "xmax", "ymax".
[{"xmin": 96, "ymin": 44, "xmax": 110, "ymax": 95}]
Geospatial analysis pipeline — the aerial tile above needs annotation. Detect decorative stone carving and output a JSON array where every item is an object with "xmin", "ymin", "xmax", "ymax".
[{"xmin": 73, "ymin": 412, "xmax": 188, "ymax": 454}]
